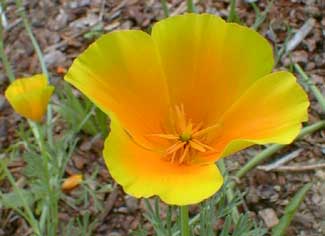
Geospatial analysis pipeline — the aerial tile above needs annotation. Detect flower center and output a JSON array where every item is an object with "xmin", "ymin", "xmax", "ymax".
[
  {"xmin": 179, "ymin": 131, "xmax": 191, "ymax": 142},
  {"xmin": 149, "ymin": 105, "xmax": 219, "ymax": 165}
]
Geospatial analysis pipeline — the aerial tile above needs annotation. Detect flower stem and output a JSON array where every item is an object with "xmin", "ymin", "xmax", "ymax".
[
  {"xmin": 180, "ymin": 205, "xmax": 190, "ymax": 236},
  {"xmin": 294, "ymin": 63, "xmax": 325, "ymax": 113},
  {"xmin": 160, "ymin": 0, "xmax": 170, "ymax": 17},
  {"xmin": 0, "ymin": 4, "xmax": 15, "ymax": 82},
  {"xmin": 186, "ymin": 0, "xmax": 196, "ymax": 13},
  {"xmin": 235, "ymin": 121, "xmax": 325, "ymax": 179},
  {"xmin": 15, "ymin": 0, "xmax": 53, "ymax": 146},
  {"xmin": 227, "ymin": 0, "xmax": 239, "ymax": 23}
]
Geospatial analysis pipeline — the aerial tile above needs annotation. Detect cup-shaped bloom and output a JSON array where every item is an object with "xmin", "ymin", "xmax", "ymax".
[
  {"xmin": 5, "ymin": 74, "xmax": 54, "ymax": 122},
  {"xmin": 65, "ymin": 14, "xmax": 309, "ymax": 205}
]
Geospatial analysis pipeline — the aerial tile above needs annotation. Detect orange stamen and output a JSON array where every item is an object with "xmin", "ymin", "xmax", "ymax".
[{"xmin": 149, "ymin": 105, "xmax": 218, "ymax": 165}]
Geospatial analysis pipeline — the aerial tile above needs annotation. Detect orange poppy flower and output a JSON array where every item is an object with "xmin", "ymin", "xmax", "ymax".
[
  {"xmin": 65, "ymin": 14, "xmax": 309, "ymax": 205},
  {"xmin": 5, "ymin": 74, "xmax": 54, "ymax": 122}
]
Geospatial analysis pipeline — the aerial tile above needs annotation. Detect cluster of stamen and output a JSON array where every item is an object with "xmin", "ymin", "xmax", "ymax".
[{"xmin": 149, "ymin": 105, "xmax": 219, "ymax": 164}]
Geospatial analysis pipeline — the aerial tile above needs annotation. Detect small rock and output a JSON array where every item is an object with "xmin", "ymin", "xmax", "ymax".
[
  {"xmin": 246, "ymin": 187, "xmax": 259, "ymax": 204},
  {"xmin": 311, "ymin": 74, "xmax": 324, "ymax": 84},
  {"xmin": 312, "ymin": 193, "xmax": 322, "ymax": 204},
  {"xmin": 115, "ymin": 207, "xmax": 128, "ymax": 214},
  {"xmin": 72, "ymin": 154, "xmax": 86, "ymax": 169},
  {"xmin": 44, "ymin": 50, "xmax": 66, "ymax": 68},
  {"xmin": 69, "ymin": 0, "xmax": 90, "ymax": 9},
  {"xmin": 0, "ymin": 95, "xmax": 7, "ymax": 112},
  {"xmin": 314, "ymin": 54, "xmax": 325, "ymax": 67},
  {"xmin": 0, "ymin": 118, "xmax": 8, "ymax": 137},
  {"xmin": 258, "ymin": 208, "xmax": 279, "ymax": 228},
  {"xmin": 125, "ymin": 195, "xmax": 138, "ymax": 213},
  {"xmin": 306, "ymin": 62, "xmax": 315, "ymax": 70},
  {"xmin": 107, "ymin": 232, "xmax": 123, "ymax": 236},
  {"xmin": 320, "ymin": 221, "xmax": 325, "ymax": 233},
  {"xmin": 291, "ymin": 50, "xmax": 309, "ymax": 64},
  {"xmin": 257, "ymin": 185, "xmax": 279, "ymax": 202},
  {"xmin": 80, "ymin": 139, "xmax": 92, "ymax": 151},
  {"xmin": 316, "ymin": 170, "xmax": 325, "ymax": 181},
  {"xmin": 54, "ymin": 9, "xmax": 68, "ymax": 30}
]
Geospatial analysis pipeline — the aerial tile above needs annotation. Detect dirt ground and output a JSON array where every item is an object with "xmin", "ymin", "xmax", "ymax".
[{"xmin": 0, "ymin": 0, "xmax": 325, "ymax": 235}]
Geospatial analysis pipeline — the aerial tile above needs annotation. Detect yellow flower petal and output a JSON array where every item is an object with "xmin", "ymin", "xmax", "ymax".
[
  {"xmin": 5, "ymin": 74, "xmax": 54, "ymax": 122},
  {"xmin": 151, "ymin": 13, "xmax": 274, "ymax": 125},
  {"xmin": 104, "ymin": 114, "xmax": 223, "ymax": 205},
  {"xmin": 65, "ymin": 30, "xmax": 170, "ymax": 149},
  {"xmin": 202, "ymin": 71, "xmax": 309, "ymax": 162}
]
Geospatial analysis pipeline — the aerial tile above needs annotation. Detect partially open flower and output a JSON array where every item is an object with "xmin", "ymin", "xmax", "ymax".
[
  {"xmin": 5, "ymin": 74, "xmax": 54, "ymax": 122},
  {"xmin": 65, "ymin": 14, "xmax": 309, "ymax": 205}
]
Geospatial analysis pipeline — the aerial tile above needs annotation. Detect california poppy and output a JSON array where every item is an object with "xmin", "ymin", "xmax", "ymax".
[
  {"xmin": 65, "ymin": 14, "xmax": 309, "ymax": 205},
  {"xmin": 5, "ymin": 74, "xmax": 54, "ymax": 122}
]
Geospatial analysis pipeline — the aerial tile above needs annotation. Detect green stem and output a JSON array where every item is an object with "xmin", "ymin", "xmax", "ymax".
[
  {"xmin": 160, "ymin": 0, "xmax": 170, "ymax": 17},
  {"xmin": 227, "ymin": 0, "xmax": 238, "ymax": 22},
  {"xmin": 15, "ymin": 0, "xmax": 49, "ymax": 80},
  {"xmin": 0, "ymin": 3, "xmax": 15, "ymax": 82},
  {"xmin": 15, "ymin": 0, "xmax": 53, "ymax": 146},
  {"xmin": 294, "ymin": 63, "xmax": 325, "ymax": 113},
  {"xmin": 28, "ymin": 120, "xmax": 44, "ymax": 152},
  {"xmin": 180, "ymin": 205, "xmax": 190, "ymax": 236},
  {"xmin": 172, "ymin": 210, "xmax": 200, "ymax": 236},
  {"xmin": 235, "ymin": 121, "xmax": 325, "ymax": 179},
  {"xmin": 186, "ymin": 0, "xmax": 196, "ymax": 13},
  {"xmin": 218, "ymin": 159, "xmax": 240, "ymax": 223}
]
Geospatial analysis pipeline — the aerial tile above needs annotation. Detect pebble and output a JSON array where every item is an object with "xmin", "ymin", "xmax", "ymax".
[
  {"xmin": 0, "ymin": 95, "xmax": 7, "ymax": 112},
  {"xmin": 125, "ymin": 196, "xmax": 138, "ymax": 213},
  {"xmin": 0, "ymin": 118, "xmax": 8, "ymax": 138},
  {"xmin": 107, "ymin": 232, "xmax": 123, "ymax": 236},
  {"xmin": 44, "ymin": 50, "xmax": 66, "ymax": 68},
  {"xmin": 258, "ymin": 208, "xmax": 279, "ymax": 228}
]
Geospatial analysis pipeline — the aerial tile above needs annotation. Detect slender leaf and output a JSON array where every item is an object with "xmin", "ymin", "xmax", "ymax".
[{"xmin": 272, "ymin": 183, "xmax": 312, "ymax": 236}]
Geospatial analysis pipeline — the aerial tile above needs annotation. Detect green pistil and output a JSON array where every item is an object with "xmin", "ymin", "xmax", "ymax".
[{"xmin": 179, "ymin": 132, "xmax": 191, "ymax": 142}]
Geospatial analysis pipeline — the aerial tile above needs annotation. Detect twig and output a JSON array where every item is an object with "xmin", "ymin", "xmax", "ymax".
[
  {"xmin": 235, "ymin": 121, "xmax": 325, "ymax": 179},
  {"xmin": 286, "ymin": 18, "xmax": 315, "ymax": 53},
  {"xmin": 257, "ymin": 148, "xmax": 303, "ymax": 171},
  {"xmin": 44, "ymin": 23, "xmax": 100, "ymax": 53},
  {"xmin": 294, "ymin": 63, "xmax": 325, "ymax": 114},
  {"xmin": 268, "ymin": 162, "xmax": 325, "ymax": 172},
  {"xmin": 98, "ymin": 187, "xmax": 119, "ymax": 221},
  {"xmin": 98, "ymin": 0, "xmax": 106, "ymax": 22}
]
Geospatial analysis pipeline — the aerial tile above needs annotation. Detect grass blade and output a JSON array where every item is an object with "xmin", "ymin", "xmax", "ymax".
[{"xmin": 272, "ymin": 183, "xmax": 312, "ymax": 236}]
